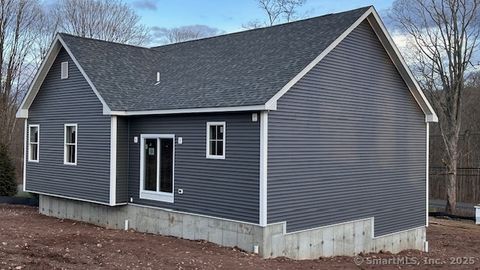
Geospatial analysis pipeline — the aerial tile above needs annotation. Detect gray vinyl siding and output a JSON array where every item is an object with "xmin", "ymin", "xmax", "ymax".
[
  {"xmin": 267, "ymin": 21, "xmax": 427, "ymax": 235},
  {"xmin": 26, "ymin": 48, "xmax": 111, "ymax": 204},
  {"xmin": 116, "ymin": 116, "xmax": 129, "ymax": 203},
  {"xmin": 128, "ymin": 112, "xmax": 260, "ymax": 223}
]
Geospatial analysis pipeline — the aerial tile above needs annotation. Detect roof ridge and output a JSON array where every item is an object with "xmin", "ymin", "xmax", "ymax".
[
  {"xmin": 58, "ymin": 32, "xmax": 151, "ymax": 50},
  {"xmin": 150, "ymin": 6, "xmax": 372, "ymax": 50}
]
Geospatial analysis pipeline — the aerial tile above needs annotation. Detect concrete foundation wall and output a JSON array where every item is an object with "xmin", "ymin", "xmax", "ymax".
[
  {"xmin": 262, "ymin": 219, "xmax": 426, "ymax": 259},
  {"xmin": 39, "ymin": 195, "xmax": 426, "ymax": 259}
]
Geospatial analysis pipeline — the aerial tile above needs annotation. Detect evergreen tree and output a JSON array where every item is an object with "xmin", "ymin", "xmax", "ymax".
[{"xmin": 0, "ymin": 143, "xmax": 17, "ymax": 196}]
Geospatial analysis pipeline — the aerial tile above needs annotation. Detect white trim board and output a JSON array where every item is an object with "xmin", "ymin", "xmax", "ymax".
[
  {"xmin": 110, "ymin": 105, "xmax": 268, "ymax": 116},
  {"xmin": 264, "ymin": 7, "xmax": 437, "ymax": 123},
  {"xmin": 426, "ymin": 122, "xmax": 430, "ymax": 227},
  {"xmin": 27, "ymin": 124, "xmax": 40, "ymax": 163},
  {"xmin": 22, "ymin": 120, "xmax": 27, "ymax": 191},
  {"xmin": 109, "ymin": 116, "xmax": 117, "ymax": 206},
  {"xmin": 139, "ymin": 134, "xmax": 176, "ymax": 203},
  {"xmin": 63, "ymin": 123, "xmax": 78, "ymax": 165},
  {"xmin": 16, "ymin": 8, "xmax": 437, "ymax": 121},
  {"xmin": 259, "ymin": 111, "xmax": 268, "ymax": 226},
  {"xmin": 206, "ymin": 121, "xmax": 226, "ymax": 159},
  {"xmin": 16, "ymin": 35, "xmax": 112, "ymax": 119},
  {"xmin": 365, "ymin": 11, "xmax": 438, "ymax": 122}
]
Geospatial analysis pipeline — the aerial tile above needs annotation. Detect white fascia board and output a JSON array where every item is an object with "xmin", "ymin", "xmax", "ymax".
[
  {"xmin": 264, "ymin": 7, "xmax": 438, "ymax": 123},
  {"xmin": 57, "ymin": 35, "xmax": 112, "ymax": 115},
  {"xmin": 16, "ymin": 37, "xmax": 62, "ymax": 118},
  {"xmin": 366, "ymin": 10, "xmax": 438, "ymax": 123},
  {"xmin": 264, "ymin": 7, "xmax": 374, "ymax": 110},
  {"xmin": 110, "ymin": 104, "xmax": 268, "ymax": 116},
  {"xmin": 16, "ymin": 34, "xmax": 112, "ymax": 119}
]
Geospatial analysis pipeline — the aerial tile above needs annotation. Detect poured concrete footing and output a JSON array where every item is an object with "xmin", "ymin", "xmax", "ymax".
[{"xmin": 39, "ymin": 195, "xmax": 426, "ymax": 259}]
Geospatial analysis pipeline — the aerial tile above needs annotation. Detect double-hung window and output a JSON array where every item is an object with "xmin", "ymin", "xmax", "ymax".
[
  {"xmin": 28, "ymin": 125, "xmax": 39, "ymax": 162},
  {"xmin": 206, "ymin": 122, "xmax": 225, "ymax": 159},
  {"xmin": 64, "ymin": 124, "xmax": 77, "ymax": 165}
]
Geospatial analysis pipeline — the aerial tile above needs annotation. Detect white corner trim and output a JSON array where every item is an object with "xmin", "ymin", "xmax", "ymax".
[
  {"xmin": 110, "ymin": 105, "xmax": 267, "ymax": 116},
  {"xmin": 23, "ymin": 120, "xmax": 27, "ymax": 191},
  {"xmin": 426, "ymin": 122, "xmax": 429, "ymax": 227},
  {"xmin": 109, "ymin": 116, "xmax": 117, "ymax": 206},
  {"xmin": 16, "ymin": 35, "xmax": 112, "ymax": 119},
  {"xmin": 265, "ymin": 7, "xmax": 374, "ymax": 109},
  {"xmin": 259, "ymin": 111, "xmax": 268, "ymax": 226},
  {"xmin": 366, "ymin": 10, "xmax": 438, "ymax": 123}
]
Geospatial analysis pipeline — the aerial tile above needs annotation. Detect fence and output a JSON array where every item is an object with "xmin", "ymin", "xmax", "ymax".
[{"xmin": 429, "ymin": 167, "xmax": 480, "ymax": 204}]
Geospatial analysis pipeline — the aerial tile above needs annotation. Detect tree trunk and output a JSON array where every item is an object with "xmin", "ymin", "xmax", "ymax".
[
  {"xmin": 445, "ymin": 162, "xmax": 457, "ymax": 214},
  {"xmin": 445, "ymin": 135, "xmax": 459, "ymax": 214}
]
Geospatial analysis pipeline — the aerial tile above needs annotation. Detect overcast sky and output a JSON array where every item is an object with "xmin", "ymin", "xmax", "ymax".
[{"xmin": 126, "ymin": 0, "xmax": 394, "ymax": 33}]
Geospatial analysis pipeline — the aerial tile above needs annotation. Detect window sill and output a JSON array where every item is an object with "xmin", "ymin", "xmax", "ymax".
[
  {"xmin": 63, "ymin": 162, "xmax": 77, "ymax": 166},
  {"xmin": 206, "ymin": 155, "xmax": 225, "ymax": 160},
  {"xmin": 28, "ymin": 160, "xmax": 39, "ymax": 163},
  {"xmin": 140, "ymin": 190, "xmax": 174, "ymax": 203}
]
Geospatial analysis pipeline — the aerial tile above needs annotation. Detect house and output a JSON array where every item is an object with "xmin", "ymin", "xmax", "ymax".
[{"xmin": 16, "ymin": 6, "xmax": 437, "ymax": 259}]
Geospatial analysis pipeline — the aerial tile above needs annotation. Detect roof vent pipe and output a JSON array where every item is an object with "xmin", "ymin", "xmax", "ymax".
[{"xmin": 155, "ymin": 72, "xmax": 160, "ymax": 85}]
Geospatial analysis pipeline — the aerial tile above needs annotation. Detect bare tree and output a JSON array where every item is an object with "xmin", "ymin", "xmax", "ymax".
[
  {"xmin": 0, "ymin": 0, "xmax": 150, "ymax": 185},
  {"xmin": 54, "ymin": 0, "xmax": 149, "ymax": 45},
  {"xmin": 258, "ymin": 0, "xmax": 284, "ymax": 26},
  {"xmin": 0, "ymin": 0, "xmax": 46, "ymax": 183},
  {"xmin": 260, "ymin": 0, "xmax": 306, "ymax": 25},
  {"xmin": 244, "ymin": 0, "xmax": 306, "ymax": 29},
  {"xmin": 241, "ymin": 20, "xmax": 264, "ymax": 30},
  {"xmin": 392, "ymin": 0, "xmax": 480, "ymax": 214},
  {"xmin": 0, "ymin": 0, "xmax": 43, "ymax": 146},
  {"xmin": 280, "ymin": 0, "xmax": 306, "ymax": 22},
  {"xmin": 152, "ymin": 25, "xmax": 223, "ymax": 44}
]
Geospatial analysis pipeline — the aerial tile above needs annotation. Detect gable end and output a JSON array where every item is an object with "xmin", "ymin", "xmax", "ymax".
[
  {"xmin": 266, "ymin": 7, "xmax": 437, "ymax": 122},
  {"xmin": 16, "ymin": 35, "xmax": 110, "ymax": 119}
]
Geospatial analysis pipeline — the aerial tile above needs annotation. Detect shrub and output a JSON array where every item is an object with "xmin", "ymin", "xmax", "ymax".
[{"xmin": 0, "ymin": 143, "xmax": 17, "ymax": 196}]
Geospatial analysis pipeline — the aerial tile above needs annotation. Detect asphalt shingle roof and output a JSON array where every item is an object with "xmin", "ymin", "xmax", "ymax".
[{"xmin": 59, "ymin": 6, "xmax": 370, "ymax": 112}]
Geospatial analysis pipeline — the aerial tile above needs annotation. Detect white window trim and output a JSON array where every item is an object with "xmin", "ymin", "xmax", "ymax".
[
  {"xmin": 139, "ymin": 134, "xmax": 175, "ymax": 203},
  {"xmin": 28, "ymin": 124, "xmax": 39, "ymax": 162},
  {"xmin": 61, "ymin": 61, "xmax": 68, "ymax": 79},
  {"xmin": 64, "ymin": 123, "xmax": 77, "ymax": 165},
  {"xmin": 206, "ymin": 121, "xmax": 226, "ymax": 159}
]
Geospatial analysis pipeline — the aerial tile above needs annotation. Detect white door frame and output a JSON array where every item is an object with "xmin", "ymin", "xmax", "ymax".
[{"xmin": 139, "ymin": 134, "xmax": 175, "ymax": 203}]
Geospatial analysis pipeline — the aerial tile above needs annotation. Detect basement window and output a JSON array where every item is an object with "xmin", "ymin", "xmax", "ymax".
[
  {"xmin": 64, "ymin": 124, "xmax": 77, "ymax": 165},
  {"xmin": 28, "ymin": 125, "xmax": 39, "ymax": 162},
  {"xmin": 61, "ymin": 61, "xmax": 68, "ymax": 79},
  {"xmin": 206, "ymin": 122, "xmax": 225, "ymax": 159}
]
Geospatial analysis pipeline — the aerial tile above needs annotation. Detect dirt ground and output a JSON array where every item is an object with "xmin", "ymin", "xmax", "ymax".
[{"xmin": 1, "ymin": 205, "xmax": 480, "ymax": 270}]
